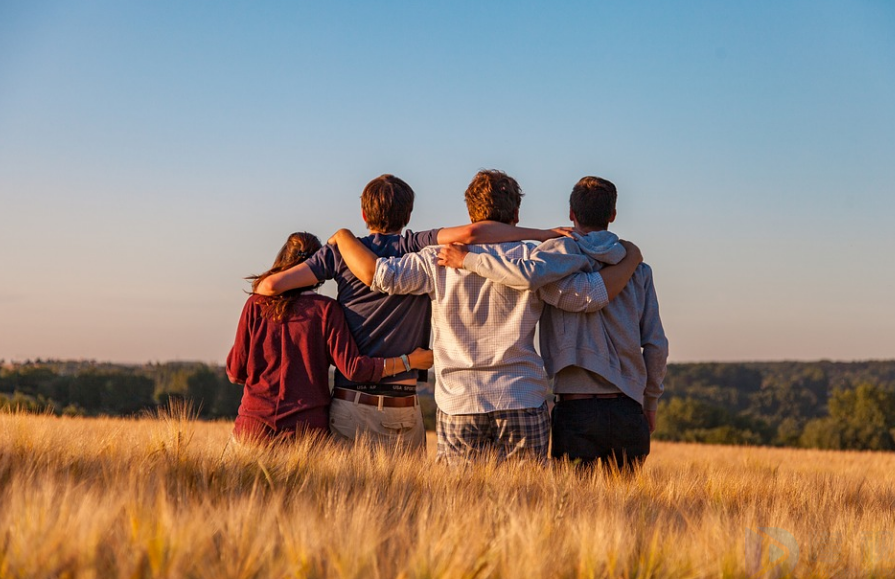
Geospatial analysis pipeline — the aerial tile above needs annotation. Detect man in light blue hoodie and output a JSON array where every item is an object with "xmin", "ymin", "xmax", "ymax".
[{"xmin": 437, "ymin": 176, "xmax": 668, "ymax": 471}]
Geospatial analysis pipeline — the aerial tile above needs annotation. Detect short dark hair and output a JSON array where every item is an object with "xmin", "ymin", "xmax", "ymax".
[
  {"xmin": 464, "ymin": 170, "xmax": 523, "ymax": 224},
  {"xmin": 570, "ymin": 176, "xmax": 617, "ymax": 230},
  {"xmin": 361, "ymin": 174, "xmax": 414, "ymax": 232}
]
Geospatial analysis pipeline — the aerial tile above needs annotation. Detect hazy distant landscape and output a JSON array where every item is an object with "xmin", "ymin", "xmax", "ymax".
[{"xmin": 4, "ymin": 359, "xmax": 894, "ymax": 452}]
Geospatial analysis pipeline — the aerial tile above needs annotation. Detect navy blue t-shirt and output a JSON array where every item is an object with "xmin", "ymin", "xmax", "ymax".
[{"xmin": 304, "ymin": 229, "xmax": 440, "ymax": 394}]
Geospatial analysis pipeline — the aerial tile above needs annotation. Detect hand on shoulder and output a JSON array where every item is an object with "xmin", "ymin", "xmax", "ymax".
[{"xmin": 437, "ymin": 243, "xmax": 469, "ymax": 269}]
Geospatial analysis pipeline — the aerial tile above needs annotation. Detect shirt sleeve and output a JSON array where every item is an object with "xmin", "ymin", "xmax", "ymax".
[
  {"xmin": 401, "ymin": 229, "xmax": 441, "ymax": 253},
  {"xmin": 639, "ymin": 265, "xmax": 669, "ymax": 412},
  {"xmin": 324, "ymin": 300, "xmax": 384, "ymax": 383},
  {"xmin": 225, "ymin": 297, "xmax": 254, "ymax": 385},
  {"xmin": 371, "ymin": 251, "xmax": 435, "ymax": 297},
  {"xmin": 460, "ymin": 238, "xmax": 590, "ymax": 291},
  {"xmin": 303, "ymin": 244, "xmax": 338, "ymax": 282},
  {"xmin": 536, "ymin": 270, "xmax": 610, "ymax": 313}
]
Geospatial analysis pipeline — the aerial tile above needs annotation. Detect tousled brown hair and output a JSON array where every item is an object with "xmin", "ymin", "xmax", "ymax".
[
  {"xmin": 570, "ymin": 176, "xmax": 617, "ymax": 230},
  {"xmin": 249, "ymin": 232, "xmax": 323, "ymax": 322},
  {"xmin": 464, "ymin": 170, "xmax": 523, "ymax": 224},
  {"xmin": 361, "ymin": 174, "xmax": 414, "ymax": 232}
]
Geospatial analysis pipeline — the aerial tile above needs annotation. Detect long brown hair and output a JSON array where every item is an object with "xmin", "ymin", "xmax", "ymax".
[{"xmin": 248, "ymin": 232, "xmax": 323, "ymax": 322}]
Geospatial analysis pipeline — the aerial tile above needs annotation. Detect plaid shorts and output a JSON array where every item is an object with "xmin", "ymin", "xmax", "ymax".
[{"xmin": 436, "ymin": 402, "xmax": 550, "ymax": 464}]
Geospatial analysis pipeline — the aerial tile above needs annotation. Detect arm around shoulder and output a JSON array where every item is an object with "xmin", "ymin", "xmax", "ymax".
[
  {"xmin": 254, "ymin": 262, "xmax": 320, "ymax": 296},
  {"xmin": 328, "ymin": 229, "xmax": 378, "ymax": 286},
  {"xmin": 458, "ymin": 238, "xmax": 589, "ymax": 291},
  {"xmin": 436, "ymin": 221, "xmax": 573, "ymax": 245},
  {"xmin": 599, "ymin": 240, "xmax": 642, "ymax": 301}
]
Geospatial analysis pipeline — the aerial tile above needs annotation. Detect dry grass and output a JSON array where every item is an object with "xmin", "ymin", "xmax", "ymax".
[{"xmin": 2, "ymin": 406, "xmax": 894, "ymax": 578}]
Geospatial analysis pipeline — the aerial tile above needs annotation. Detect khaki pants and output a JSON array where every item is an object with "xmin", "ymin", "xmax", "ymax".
[{"xmin": 329, "ymin": 397, "xmax": 426, "ymax": 452}]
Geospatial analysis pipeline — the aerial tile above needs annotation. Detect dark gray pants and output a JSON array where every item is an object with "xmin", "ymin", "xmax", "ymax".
[{"xmin": 551, "ymin": 395, "xmax": 650, "ymax": 472}]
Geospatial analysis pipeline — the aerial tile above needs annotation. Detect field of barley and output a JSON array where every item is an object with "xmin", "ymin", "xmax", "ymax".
[{"xmin": 2, "ymin": 407, "xmax": 894, "ymax": 579}]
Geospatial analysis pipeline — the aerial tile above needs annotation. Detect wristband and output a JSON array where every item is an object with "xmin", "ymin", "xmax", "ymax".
[{"xmin": 400, "ymin": 354, "xmax": 411, "ymax": 372}]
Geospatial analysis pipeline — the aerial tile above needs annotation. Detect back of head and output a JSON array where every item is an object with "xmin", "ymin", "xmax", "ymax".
[
  {"xmin": 361, "ymin": 174, "xmax": 415, "ymax": 232},
  {"xmin": 569, "ymin": 176, "xmax": 617, "ymax": 230},
  {"xmin": 251, "ymin": 231, "xmax": 323, "ymax": 321},
  {"xmin": 464, "ymin": 169, "xmax": 524, "ymax": 224},
  {"xmin": 269, "ymin": 231, "xmax": 322, "ymax": 274}
]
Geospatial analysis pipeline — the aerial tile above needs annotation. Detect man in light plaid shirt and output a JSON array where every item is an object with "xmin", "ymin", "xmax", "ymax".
[{"xmin": 328, "ymin": 170, "xmax": 642, "ymax": 463}]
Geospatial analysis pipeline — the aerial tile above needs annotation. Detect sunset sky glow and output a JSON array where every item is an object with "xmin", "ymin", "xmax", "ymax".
[{"xmin": 1, "ymin": 1, "xmax": 894, "ymax": 364}]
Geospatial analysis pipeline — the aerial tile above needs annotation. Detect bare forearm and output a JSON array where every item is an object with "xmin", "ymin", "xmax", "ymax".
[
  {"xmin": 379, "ymin": 348, "xmax": 434, "ymax": 377},
  {"xmin": 437, "ymin": 221, "xmax": 571, "ymax": 245},
  {"xmin": 599, "ymin": 242, "xmax": 643, "ymax": 300},
  {"xmin": 329, "ymin": 229, "xmax": 377, "ymax": 286},
  {"xmin": 254, "ymin": 263, "xmax": 319, "ymax": 296}
]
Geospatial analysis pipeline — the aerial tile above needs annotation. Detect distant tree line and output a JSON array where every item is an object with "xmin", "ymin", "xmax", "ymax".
[
  {"xmin": 0, "ymin": 360, "xmax": 241, "ymax": 419},
  {"xmin": 3, "ymin": 359, "xmax": 895, "ymax": 451},
  {"xmin": 654, "ymin": 361, "xmax": 895, "ymax": 451}
]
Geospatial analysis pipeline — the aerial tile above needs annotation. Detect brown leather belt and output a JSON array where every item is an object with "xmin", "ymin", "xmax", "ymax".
[
  {"xmin": 557, "ymin": 393, "xmax": 622, "ymax": 401},
  {"xmin": 333, "ymin": 387, "xmax": 418, "ymax": 408}
]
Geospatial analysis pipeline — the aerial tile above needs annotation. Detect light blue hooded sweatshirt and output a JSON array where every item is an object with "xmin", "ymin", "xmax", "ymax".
[{"xmin": 461, "ymin": 231, "xmax": 668, "ymax": 411}]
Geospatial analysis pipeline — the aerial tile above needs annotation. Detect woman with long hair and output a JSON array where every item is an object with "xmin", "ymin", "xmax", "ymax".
[{"xmin": 226, "ymin": 232, "xmax": 433, "ymax": 441}]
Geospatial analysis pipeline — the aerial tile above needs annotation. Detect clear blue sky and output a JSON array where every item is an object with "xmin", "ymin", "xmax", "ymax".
[{"xmin": 1, "ymin": 1, "xmax": 893, "ymax": 364}]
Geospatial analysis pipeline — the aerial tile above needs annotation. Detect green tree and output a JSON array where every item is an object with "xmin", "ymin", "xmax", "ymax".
[
  {"xmin": 749, "ymin": 367, "xmax": 828, "ymax": 445},
  {"xmin": 800, "ymin": 383, "xmax": 895, "ymax": 451},
  {"xmin": 654, "ymin": 398, "xmax": 770, "ymax": 445},
  {"xmin": 186, "ymin": 365, "xmax": 240, "ymax": 418},
  {"xmin": 186, "ymin": 366, "xmax": 219, "ymax": 417}
]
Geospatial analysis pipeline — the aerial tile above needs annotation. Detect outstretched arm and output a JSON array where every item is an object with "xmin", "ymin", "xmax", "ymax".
[
  {"xmin": 438, "ymin": 240, "xmax": 644, "ymax": 310},
  {"xmin": 436, "ymin": 238, "xmax": 590, "ymax": 291},
  {"xmin": 254, "ymin": 262, "xmax": 320, "ymax": 296},
  {"xmin": 328, "ymin": 229, "xmax": 379, "ymax": 286},
  {"xmin": 541, "ymin": 252, "xmax": 639, "ymax": 313},
  {"xmin": 436, "ymin": 221, "xmax": 573, "ymax": 245}
]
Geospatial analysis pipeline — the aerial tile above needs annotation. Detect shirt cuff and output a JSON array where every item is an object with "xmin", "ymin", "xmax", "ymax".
[
  {"xmin": 370, "ymin": 258, "xmax": 388, "ymax": 293},
  {"xmin": 461, "ymin": 252, "xmax": 479, "ymax": 272},
  {"xmin": 643, "ymin": 395, "xmax": 659, "ymax": 412}
]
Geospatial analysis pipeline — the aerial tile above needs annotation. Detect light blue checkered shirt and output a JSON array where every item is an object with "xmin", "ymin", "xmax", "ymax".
[{"xmin": 372, "ymin": 241, "xmax": 608, "ymax": 415}]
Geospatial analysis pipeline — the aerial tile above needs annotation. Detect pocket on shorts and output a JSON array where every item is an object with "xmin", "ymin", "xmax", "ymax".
[
  {"xmin": 328, "ymin": 400, "xmax": 356, "ymax": 438},
  {"xmin": 381, "ymin": 419, "xmax": 416, "ymax": 433},
  {"xmin": 381, "ymin": 406, "xmax": 421, "ymax": 434}
]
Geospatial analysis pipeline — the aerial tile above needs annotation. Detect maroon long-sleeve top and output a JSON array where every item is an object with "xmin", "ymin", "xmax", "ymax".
[{"xmin": 226, "ymin": 293, "xmax": 384, "ymax": 433}]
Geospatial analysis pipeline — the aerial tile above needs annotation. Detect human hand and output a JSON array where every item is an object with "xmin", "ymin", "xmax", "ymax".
[
  {"xmin": 437, "ymin": 243, "xmax": 469, "ymax": 269},
  {"xmin": 548, "ymin": 227, "xmax": 576, "ymax": 239},
  {"xmin": 619, "ymin": 240, "xmax": 643, "ymax": 264},
  {"xmin": 408, "ymin": 347, "xmax": 434, "ymax": 370},
  {"xmin": 645, "ymin": 410, "xmax": 656, "ymax": 433}
]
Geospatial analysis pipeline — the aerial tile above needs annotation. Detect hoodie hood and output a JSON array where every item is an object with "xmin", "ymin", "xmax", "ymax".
[{"xmin": 574, "ymin": 230, "xmax": 626, "ymax": 265}]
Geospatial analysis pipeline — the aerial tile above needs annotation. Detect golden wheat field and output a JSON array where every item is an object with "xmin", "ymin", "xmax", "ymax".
[{"xmin": 1, "ymin": 407, "xmax": 894, "ymax": 579}]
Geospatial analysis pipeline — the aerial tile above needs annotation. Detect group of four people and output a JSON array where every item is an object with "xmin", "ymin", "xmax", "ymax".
[{"xmin": 226, "ymin": 170, "xmax": 668, "ymax": 471}]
